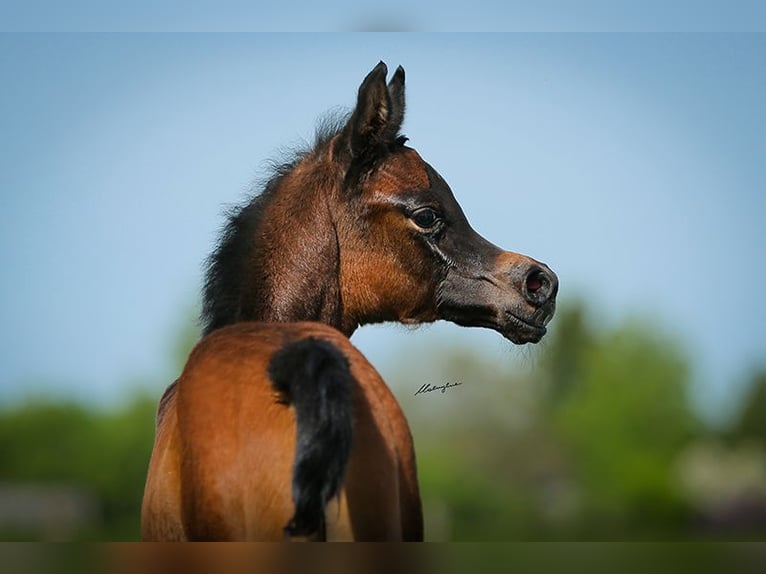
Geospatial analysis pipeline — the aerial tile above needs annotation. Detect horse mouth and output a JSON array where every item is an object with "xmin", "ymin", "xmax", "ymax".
[{"xmin": 501, "ymin": 312, "xmax": 547, "ymax": 344}]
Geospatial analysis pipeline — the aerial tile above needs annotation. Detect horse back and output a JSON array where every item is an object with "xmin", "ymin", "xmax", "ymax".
[{"xmin": 142, "ymin": 321, "xmax": 422, "ymax": 541}]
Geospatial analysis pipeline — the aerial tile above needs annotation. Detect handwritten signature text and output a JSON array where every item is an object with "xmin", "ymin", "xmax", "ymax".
[{"xmin": 414, "ymin": 382, "xmax": 463, "ymax": 396}]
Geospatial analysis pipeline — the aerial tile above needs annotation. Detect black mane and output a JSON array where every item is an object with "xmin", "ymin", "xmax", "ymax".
[{"xmin": 201, "ymin": 115, "xmax": 347, "ymax": 335}]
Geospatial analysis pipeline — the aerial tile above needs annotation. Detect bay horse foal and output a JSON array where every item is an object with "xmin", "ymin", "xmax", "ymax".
[{"xmin": 141, "ymin": 63, "xmax": 558, "ymax": 541}]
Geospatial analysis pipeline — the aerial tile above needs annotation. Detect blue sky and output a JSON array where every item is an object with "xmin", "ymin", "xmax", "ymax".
[
  {"xmin": 1, "ymin": 2, "xmax": 764, "ymax": 31},
  {"xmin": 1, "ymin": 34, "xmax": 764, "ymax": 422}
]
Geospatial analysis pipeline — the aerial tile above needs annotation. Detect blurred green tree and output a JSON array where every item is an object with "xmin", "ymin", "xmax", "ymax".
[
  {"xmin": 395, "ymin": 301, "xmax": 703, "ymax": 540},
  {"xmin": 0, "ymin": 395, "xmax": 156, "ymax": 540},
  {"xmin": 732, "ymin": 370, "xmax": 766, "ymax": 442},
  {"xmin": 541, "ymin": 306, "xmax": 700, "ymax": 537}
]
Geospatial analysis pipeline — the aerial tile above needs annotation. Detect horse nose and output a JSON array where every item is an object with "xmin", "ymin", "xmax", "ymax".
[{"xmin": 521, "ymin": 264, "xmax": 558, "ymax": 308}]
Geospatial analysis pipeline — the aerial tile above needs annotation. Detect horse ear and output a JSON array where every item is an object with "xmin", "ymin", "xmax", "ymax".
[
  {"xmin": 344, "ymin": 62, "xmax": 404, "ymax": 159},
  {"xmin": 385, "ymin": 65, "xmax": 406, "ymax": 141}
]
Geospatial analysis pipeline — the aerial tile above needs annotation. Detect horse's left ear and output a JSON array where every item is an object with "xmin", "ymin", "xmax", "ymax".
[
  {"xmin": 344, "ymin": 62, "xmax": 405, "ymax": 160},
  {"xmin": 385, "ymin": 65, "xmax": 406, "ymax": 141}
]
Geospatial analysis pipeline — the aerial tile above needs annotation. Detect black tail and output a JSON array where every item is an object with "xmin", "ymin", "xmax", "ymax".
[{"xmin": 268, "ymin": 337, "xmax": 354, "ymax": 539}]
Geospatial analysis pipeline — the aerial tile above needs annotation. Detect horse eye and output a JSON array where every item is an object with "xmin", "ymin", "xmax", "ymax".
[{"xmin": 411, "ymin": 208, "xmax": 439, "ymax": 229}]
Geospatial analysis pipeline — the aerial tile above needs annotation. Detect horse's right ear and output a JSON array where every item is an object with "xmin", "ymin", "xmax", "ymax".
[{"xmin": 342, "ymin": 62, "xmax": 404, "ymax": 161}]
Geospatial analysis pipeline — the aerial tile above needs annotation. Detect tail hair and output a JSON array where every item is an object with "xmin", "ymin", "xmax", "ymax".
[{"xmin": 268, "ymin": 337, "xmax": 354, "ymax": 539}]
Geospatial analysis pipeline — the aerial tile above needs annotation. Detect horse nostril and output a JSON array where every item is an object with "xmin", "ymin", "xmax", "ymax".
[
  {"xmin": 523, "ymin": 266, "xmax": 557, "ymax": 306},
  {"xmin": 526, "ymin": 271, "xmax": 544, "ymax": 294}
]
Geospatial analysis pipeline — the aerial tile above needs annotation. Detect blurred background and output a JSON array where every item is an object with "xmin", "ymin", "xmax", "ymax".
[{"xmin": 1, "ymin": 33, "xmax": 765, "ymax": 540}]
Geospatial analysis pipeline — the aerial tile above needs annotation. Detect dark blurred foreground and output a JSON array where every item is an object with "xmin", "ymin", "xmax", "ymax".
[
  {"xmin": 2, "ymin": 542, "xmax": 766, "ymax": 574},
  {"xmin": 0, "ymin": 301, "xmax": 765, "ymax": 541}
]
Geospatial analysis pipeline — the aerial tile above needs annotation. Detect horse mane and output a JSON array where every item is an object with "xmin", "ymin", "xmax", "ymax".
[{"xmin": 201, "ymin": 113, "xmax": 348, "ymax": 335}]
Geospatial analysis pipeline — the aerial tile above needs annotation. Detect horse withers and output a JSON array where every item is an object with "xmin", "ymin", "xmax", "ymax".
[{"xmin": 141, "ymin": 62, "xmax": 558, "ymax": 541}]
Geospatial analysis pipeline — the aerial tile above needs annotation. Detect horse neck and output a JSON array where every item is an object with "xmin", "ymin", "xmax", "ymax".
[{"xmin": 237, "ymin": 165, "xmax": 356, "ymax": 336}]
